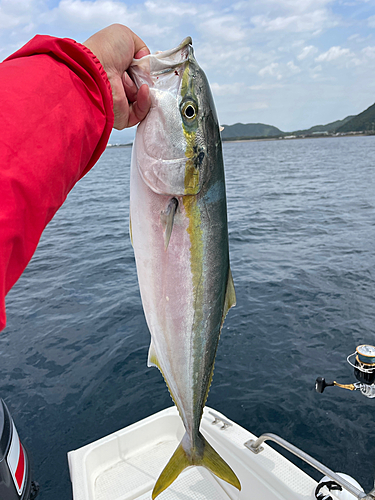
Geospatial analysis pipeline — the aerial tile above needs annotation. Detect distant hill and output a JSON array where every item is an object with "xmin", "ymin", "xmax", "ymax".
[
  {"xmin": 220, "ymin": 102, "xmax": 375, "ymax": 141},
  {"xmin": 220, "ymin": 117, "xmax": 354, "ymax": 141},
  {"xmin": 292, "ymin": 116, "xmax": 354, "ymax": 136},
  {"xmin": 336, "ymin": 103, "xmax": 375, "ymax": 133},
  {"xmin": 221, "ymin": 122, "xmax": 284, "ymax": 140}
]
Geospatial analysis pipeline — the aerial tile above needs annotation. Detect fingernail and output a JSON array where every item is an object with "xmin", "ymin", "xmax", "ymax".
[
  {"xmin": 124, "ymin": 72, "xmax": 135, "ymax": 88},
  {"xmin": 135, "ymin": 49, "xmax": 149, "ymax": 60}
]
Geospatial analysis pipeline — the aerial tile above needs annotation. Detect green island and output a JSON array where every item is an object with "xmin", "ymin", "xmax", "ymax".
[{"xmin": 221, "ymin": 102, "xmax": 375, "ymax": 142}]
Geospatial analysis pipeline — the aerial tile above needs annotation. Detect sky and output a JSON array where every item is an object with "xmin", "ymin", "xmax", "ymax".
[{"xmin": 1, "ymin": 0, "xmax": 375, "ymax": 143}]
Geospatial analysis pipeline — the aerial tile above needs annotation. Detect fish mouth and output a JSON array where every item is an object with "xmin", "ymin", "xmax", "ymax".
[
  {"xmin": 130, "ymin": 38, "xmax": 193, "ymax": 81},
  {"xmin": 153, "ymin": 37, "xmax": 192, "ymax": 60}
]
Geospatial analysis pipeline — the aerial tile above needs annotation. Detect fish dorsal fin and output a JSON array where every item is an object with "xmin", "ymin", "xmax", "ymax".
[
  {"xmin": 222, "ymin": 267, "xmax": 236, "ymax": 325},
  {"xmin": 160, "ymin": 198, "xmax": 178, "ymax": 250}
]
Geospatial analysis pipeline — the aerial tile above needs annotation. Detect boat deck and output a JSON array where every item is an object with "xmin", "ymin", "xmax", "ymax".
[{"xmin": 68, "ymin": 406, "xmax": 318, "ymax": 500}]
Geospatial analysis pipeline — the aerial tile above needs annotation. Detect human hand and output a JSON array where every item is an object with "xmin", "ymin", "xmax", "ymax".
[{"xmin": 83, "ymin": 24, "xmax": 151, "ymax": 130}]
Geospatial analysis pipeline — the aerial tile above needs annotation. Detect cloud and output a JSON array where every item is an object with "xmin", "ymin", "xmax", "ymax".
[
  {"xmin": 196, "ymin": 41, "xmax": 253, "ymax": 77},
  {"xmin": 287, "ymin": 60, "xmax": 301, "ymax": 73},
  {"xmin": 0, "ymin": 0, "xmax": 37, "ymax": 29},
  {"xmin": 145, "ymin": 0, "xmax": 198, "ymax": 16},
  {"xmin": 362, "ymin": 46, "xmax": 375, "ymax": 58},
  {"xmin": 315, "ymin": 45, "xmax": 352, "ymax": 62},
  {"xmin": 210, "ymin": 82, "xmax": 246, "ymax": 96},
  {"xmin": 249, "ymin": 83, "xmax": 284, "ymax": 90},
  {"xmin": 211, "ymin": 82, "xmax": 279, "ymax": 116},
  {"xmin": 259, "ymin": 62, "xmax": 282, "ymax": 79},
  {"xmin": 261, "ymin": 0, "xmax": 334, "ymax": 13},
  {"xmin": 311, "ymin": 64, "xmax": 322, "ymax": 75},
  {"xmin": 251, "ymin": 8, "xmax": 335, "ymax": 34},
  {"xmin": 199, "ymin": 14, "xmax": 247, "ymax": 42},
  {"xmin": 1, "ymin": 0, "xmax": 375, "ymax": 132},
  {"xmin": 40, "ymin": 0, "xmax": 137, "ymax": 29},
  {"xmin": 239, "ymin": 101, "xmax": 269, "ymax": 111},
  {"xmin": 297, "ymin": 45, "xmax": 318, "ymax": 60},
  {"xmin": 0, "ymin": 8, "xmax": 26, "ymax": 29}
]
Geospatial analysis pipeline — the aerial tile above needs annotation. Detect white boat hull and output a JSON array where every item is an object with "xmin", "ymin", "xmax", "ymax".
[{"xmin": 68, "ymin": 406, "xmax": 321, "ymax": 500}]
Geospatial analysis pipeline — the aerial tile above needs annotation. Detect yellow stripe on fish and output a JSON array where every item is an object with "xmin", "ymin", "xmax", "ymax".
[{"xmin": 129, "ymin": 37, "xmax": 241, "ymax": 499}]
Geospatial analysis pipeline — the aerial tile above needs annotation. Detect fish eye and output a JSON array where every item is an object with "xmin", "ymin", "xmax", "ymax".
[
  {"xmin": 182, "ymin": 102, "xmax": 197, "ymax": 120},
  {"xmin": 185, "ymin": 105, "xmax": 195, "ymax": 118}
]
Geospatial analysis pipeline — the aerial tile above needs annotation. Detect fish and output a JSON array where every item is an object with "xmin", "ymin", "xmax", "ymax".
[{"xmin": 128, "ymin": 38, "xmax": 241, "ymax": 499}]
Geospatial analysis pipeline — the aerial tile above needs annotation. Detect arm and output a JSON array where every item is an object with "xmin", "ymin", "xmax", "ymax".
[{"xmin": 0, "ymin": 26, "xmax": 150, "ymax": 331}]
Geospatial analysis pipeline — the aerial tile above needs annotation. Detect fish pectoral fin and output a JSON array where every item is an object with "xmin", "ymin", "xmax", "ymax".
[
  {"xmin": 129, "ymin": 214, "xmax": 133, "ymax": 247},
  {"xmin": 152, "ymin": 432, "xmax": 241, "ymax": 499},
  {"xmin": 160, "ymin": 197, "xmax": 178, "ymax": 250},
  {"xmin": 147, "ymin": 340, "xmax": 160, "ymax": 369},
  {"xmin": 222, "ymin": 267, "xmax": 236, "ymax": 325}
]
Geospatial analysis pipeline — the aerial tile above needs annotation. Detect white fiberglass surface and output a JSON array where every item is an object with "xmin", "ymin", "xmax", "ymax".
[{"xmin": 68, "ymin": 407, "xmax": 318, "ymax": 500}]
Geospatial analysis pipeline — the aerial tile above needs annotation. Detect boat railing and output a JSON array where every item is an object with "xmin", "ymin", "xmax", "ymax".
[{"xmin": 245, "ymin": 433, "xmax": 375, "ymax": 500}]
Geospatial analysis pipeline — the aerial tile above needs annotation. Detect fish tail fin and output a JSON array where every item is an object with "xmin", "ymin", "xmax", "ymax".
[
  {"xmin": 152, "ymin": 432, "xmax": 241, "ymax": 499},
  {"xmin": 152, "ymin": 437, "xmax": 190, "ymax": 499},
  {"xmin": 197, "ymin": 433, "xmax": 241, "ymax": 491}
]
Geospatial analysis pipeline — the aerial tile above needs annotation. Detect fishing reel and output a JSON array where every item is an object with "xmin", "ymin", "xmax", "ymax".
[{"xmin": 315, "ymin": 345, "xmax": 375, "ymax": 399}]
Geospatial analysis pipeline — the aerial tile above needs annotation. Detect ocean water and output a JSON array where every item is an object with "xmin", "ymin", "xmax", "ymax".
[{"xmin": 2, "ymin": 135, "xmax": 375, "ymax": 498}]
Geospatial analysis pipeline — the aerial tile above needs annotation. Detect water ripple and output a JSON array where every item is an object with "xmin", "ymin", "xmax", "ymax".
[{"xmin": 2, "ymin": 136, "xmax": 375, "ymax": 497}]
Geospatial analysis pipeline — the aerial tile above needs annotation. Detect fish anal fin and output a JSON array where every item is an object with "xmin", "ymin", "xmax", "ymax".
[
  {"xmin": 160, "ymin": 197, "xmax": 178, "ymax": 250},
  {"xmin": 222, "ymin": 267, "xmax": 236, "ymax": 325},
  {"xmin": 152, "ymin": 432, "xmax": 241, "ymax": 499},
  {"xmin": 148, "ymin": 342, "xmax": 180, "ymax": 410}
]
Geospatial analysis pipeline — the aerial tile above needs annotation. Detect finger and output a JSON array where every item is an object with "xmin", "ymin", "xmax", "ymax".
[
  {"xmin": 129, "ymin": 29, "xmax": 150, "ymax": 59},
  {"xmin": 127, "ymin": 84, "xmax": 151, "ymax": 128},
  {"xmin": 135, "ymin": 47, "xmax": 149, "ymax": 59},
  {"xmin": 123, "ymin": 72, "xmax": 137, "ymax": 102},
  {"xmin": 111, "ymin": 75, "xmax": 130, "ymax": 130}
]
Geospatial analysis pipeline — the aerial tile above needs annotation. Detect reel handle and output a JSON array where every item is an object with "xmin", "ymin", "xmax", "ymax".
[
  {"xmin": 315, "ymin": 377, "xmax": 356, "ymax": 393},
  {"xmin": 315, "ymin": 377, "xmax": 335, "ymax": 393}
]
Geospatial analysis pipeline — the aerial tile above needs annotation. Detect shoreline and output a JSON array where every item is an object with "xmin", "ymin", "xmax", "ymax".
[
  {"xmin": 106, "ymin": 131, "xmax": 375, "ymax": 148},
  {"xmin": 223, "ymin": 131, "xmax": 375, "ymax": 143}
]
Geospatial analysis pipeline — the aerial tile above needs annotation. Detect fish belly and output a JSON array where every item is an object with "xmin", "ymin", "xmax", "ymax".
[
  {"xmin": 130, "ymin": 147, "xmax": 228, "ymax": 441},
  {"xmin": 130, "ymin": 149, "xmax": 196, "ymax": 433},
  {"xmin": 130, "ymin": 139, "xmax": 240, "ymax": 499}
]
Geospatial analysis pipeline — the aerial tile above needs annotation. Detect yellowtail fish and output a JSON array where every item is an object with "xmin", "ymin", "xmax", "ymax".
[{"xmin": 129, "ymin": 38, "xmax": 240, "ymax": 499}]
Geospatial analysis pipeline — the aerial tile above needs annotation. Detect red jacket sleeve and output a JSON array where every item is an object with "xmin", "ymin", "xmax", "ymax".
[{"xmin": 0, "ymin": 35, "xmax": 114, "ymax": 331}]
